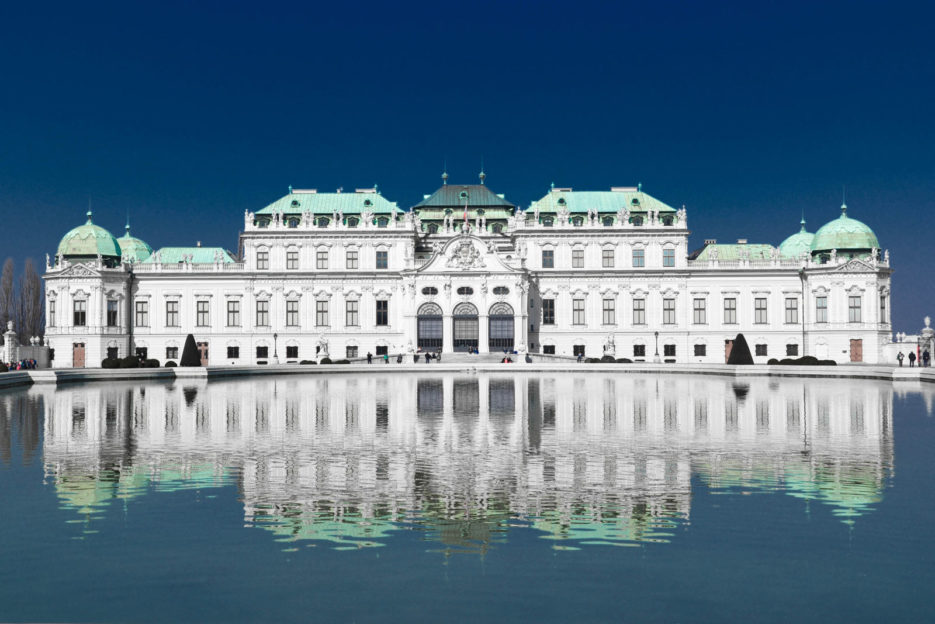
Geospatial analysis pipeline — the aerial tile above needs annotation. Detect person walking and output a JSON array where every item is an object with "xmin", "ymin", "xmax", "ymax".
[
  {"xmin": 909, "ymin": 351, "xmax": 916, "ymax": 367},
  {"xmin": 383, "ymin": 353, "xmax": 389, "ymax": 364},
  {"xmin": 367, "ymin": 352, "xmax": 372, "ymax": 364},
  {"xmin": 897, "ymin": 352, "xmax": 904, "ymax": 367},
  {"xmin": 924, "ymin": 351, "xmax": 931, "ymax": 368},
  {"xmin": 435, "ymin": 351, "xmax": 441, "ymax": 363},
  {"xmin": 425, "ymin": 352, "xmax": 430, "ymax": 364}
]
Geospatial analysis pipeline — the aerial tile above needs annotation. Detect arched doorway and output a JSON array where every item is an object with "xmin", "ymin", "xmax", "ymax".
[
  {"xmin": 452, "ymin": 302, "xmax": 479, "ymax": 352},
  {"xmin": 417, "ymin": 302, "xmax": 443, "ymax": 351},
  {"xmin": 488, "ymin": 302, "xmax": 514, "ymax": 351}
]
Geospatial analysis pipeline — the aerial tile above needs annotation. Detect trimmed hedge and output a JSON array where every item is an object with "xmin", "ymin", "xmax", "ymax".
[
  {"xmin": 600, "ymin": 355, "xmax": 616, "ymax": 363},
  {"xmin": 300, "ymin": 360, "xmax": 317, "ymax": 365},
  {"xmin": 119, "ymin": 356, "xmax": 140, "ymax": 369},
  {"xmin": 727, "ymin": 334, "xmax": 754, "ymax": 365},
  {"xmin": 180, "ymin": 334, "xmax": 201, "ymax": 367},
  {"xmin": 334, "ymin": 359, "xmax": 350, "ymax": 364},
  {"xmin": 0, "ymin": 362, "xmax": 7, "ymax": 372},
  {"xmin": 102, "ymin": 358, "xmax": 120, "ymax": 369},
  {"xmin": 776, "ymin": 356, "xmax": 837, "ymax": 366},
  {"xmin": 616, "ymin": 358, "xmax": 633, "ymax": 363},
  {"xmin": 164, "ymin": 361, "xmax": 178, "ymax": 367},
  {"xmin": 319, "ymin": 357, "xmax": 332, "ymax": 364},
  {"xmin": 142, "ymin": 359, "xmax": 160, "ymax": 368},
  {"xmin": 585, "ymin": 357, "xmax": 601, "ymax": 363}
]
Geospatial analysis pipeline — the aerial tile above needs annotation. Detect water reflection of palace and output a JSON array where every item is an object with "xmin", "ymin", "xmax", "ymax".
[{"xmin": 31, "ymin": 374, "xmax": 895, "ymax": 550}]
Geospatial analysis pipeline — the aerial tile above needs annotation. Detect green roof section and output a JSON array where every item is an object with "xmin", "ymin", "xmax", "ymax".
[
  {"xmin": 57, "ymin": 211, "xmax": 122, "ymax": 259},
  {"xmin": 778, "ymin": 219, "xmax": 815, "ymax": 259},
  {"xmin": 256, "ymin": 188, "xmax": 398, "ymax": 215},
  {"xmin": 117, "ymin": 223, "xmax": 153, "ymax": 262},
  {"xmin": 142, "ymin": 247, "xmax": 236, "ymax": 264},
  {"xmin": 693, "ymin": 243, "xmax": 775, "ymax": 261},
  {"xmin": 811, "ymin": 204, "xmax": 880, "ymax": 254},
  {"xmin": 414, "ymin": 184, "xmax": 515, "ymax": 210},
  {"xmin": 528, "ymin": 187, "xmax": 677, "ymax": 215}
]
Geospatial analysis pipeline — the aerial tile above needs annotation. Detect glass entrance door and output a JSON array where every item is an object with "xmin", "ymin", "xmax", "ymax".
[
  {"xmin": 452, "ymin": 302, "xmax": 479, "ymax": 352},
  {"xmin": 488, "ymin": 302, "xmax": 514, "ymax": 351},
  {"xmin": 417, "ymin": 303, "xmax": 443, "ymax": 351}
]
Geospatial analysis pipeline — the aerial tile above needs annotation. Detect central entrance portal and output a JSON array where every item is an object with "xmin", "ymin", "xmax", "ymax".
[
  {"xmin": 417, "ymin": 303, "xmax": 443, "ymax": 351},
  {"xmin": 488, "ymin": 302, "xmax": 515, "ymax": 351},
  {"xmin": 452, "ymin": 302, "xmax": 479, "ymax": 352}
]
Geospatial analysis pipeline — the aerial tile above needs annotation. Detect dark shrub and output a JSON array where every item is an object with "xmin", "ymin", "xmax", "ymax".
[
  {"xmin": 319, "ymin": 357, "xmax": 332, "ymax": 364},
  {"xmin": 164, "ymin": 361, "xmax": 178, "ymax": 367},
  {"xmin": 334, "ymin": 359, "xmax": 350, "ymax": 364},
  {"xmin": 616, "ymin": 358, "xmax": 633, "ymax": 363},
  {"xmin": 767, "ymin": 358, "xmax": 779, "ymax": 365},
  {"xmin": 101, "ymin": 358, "xmax": 120, "ymax": 369},
  {"xmin": 180, "ymin": 334, "xmax": 201, "ymax": 367},
  {"xmin": 797, "ymin": 355, "xmax": 820, "ymax": 366},
  {"xmin": 119, "ymin": 356, "xmax": 140, "ymax": 368},
  {"xmin": 819, "ymin": 359, "xmax": 837, "ymax": 366},
  {"xmin": 142, "ymin": 359, "xmax": 160, "ymax": 368},
  {"xmin": 0, "ymin": 362, "xmax": 8, "ymax": 372},
  {"xmin": 585, "ymin": 357, "xmax": 601, "ymax": 363},
  {"xmin": 779, "ymin": 358, "xmax": 796, "ymax": 365},
  {"xmin": 727, "ymin": 334, "xmax": 754, "ymax": 365},
  {"xmin": 300, "ymin": 360, "xmax": 317, "ymax": 365},
  {"xmin": 601, "ymin": 355, "xmax": 616, "ymax": 363}
]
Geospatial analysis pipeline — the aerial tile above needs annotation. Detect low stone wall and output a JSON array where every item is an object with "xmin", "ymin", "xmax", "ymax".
[{"xmin": 3, "ymin": 362, "xmax": 935, "ymax": 389}]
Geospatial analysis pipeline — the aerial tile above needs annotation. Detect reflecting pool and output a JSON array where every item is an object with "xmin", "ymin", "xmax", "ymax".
[{"xmin": 1, "ymin": 373, "xmax": 934, "ymax": 622}]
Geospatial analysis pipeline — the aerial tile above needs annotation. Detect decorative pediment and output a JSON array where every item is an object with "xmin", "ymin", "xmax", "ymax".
[
  {"xmin": 446, "ymin": 238, "xmax": 486, "ymax": 270},
  {"xmin": 58, "ymin": 263, "xmax": 101, "ymax": 278},
  {"xmin": 418, "ymin": 234, "xmax": 520, "ymax": 274},
  {"xmin": 834, "ymin": 258, "xmax": 876, "ymax": 273}
]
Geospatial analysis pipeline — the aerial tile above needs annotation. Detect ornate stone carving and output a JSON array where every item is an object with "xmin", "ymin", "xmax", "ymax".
[{"xmin": 446, "ymin": 238, "xmax": 485, "ymax": 269}]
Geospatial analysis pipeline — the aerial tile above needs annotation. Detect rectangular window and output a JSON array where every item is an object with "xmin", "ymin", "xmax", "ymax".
[
  {"xmin": 663, "ymin": 298, "xmax": 676, "ymax": 325},
  {"xmin": 663, "ymin": 344, "xmax": 676, "ymax": 357},
  {"xmin": 724, "ymin": 298, "xmax": 737, "ymax": 324},
  {"xmin": 107, "ymin": 299, "xmax": 118, "ymax": 327},
  {"xmin": 346, "ymin": 346, "xmax": 358, "ymax": 359},
  {"xmin": 754, "ymin": 297, "xmax": 768, "ymax": 324},
  {"xmin": 49, "ymin": 299, "xmax": 56, "ymax": 327},
  {"xmin": 542, "ymin": 299, "xmax": 555, "ymax": 325},
  {"xmin": 286, "ymin": 345, "xmax": 298, "ymax": 359},
  {"xmin": 256, "ymin": 346, "xmax": 268, "ymax": 359},
  {"xmin": 256, "ymin": 300, "xmax": 269, "ymax": 327},
  {"xmin": 165, "ymin": 301, "xmax": 179, "ymax": 327},
  {"xmin": 755, "ymin": 344, "xmax": 768, "ymax": 356},
  {"xmin": 543, "ymin": 345, "xmax": 556, "ymax": 355},
  {"xmin": 633, "ymin": 298, "xmax": 646, "ymax": 325},
  {"xmin": 346, "ymin": 300, "xmax": 359, "ymax": 327},
  {"xmin": 573, "ymin": 345, "xmax": 586, "ymax": 357},
  {"xmin": 227, "ymin": 346, "xmax": 239, "ymax": 359},
  {"xmin": 286, "ymin": 251, "xmax": 298, "ymax": 270},
  {"xmin": 346, "ymin": 250, "xmax": 358, "ymax": 269},
  {"xmin": 376, "ymin": 250, "xmax": 388, "ymax": 269},
  {"xmin": 285, "ymin": 300, "xmax": 299, "ymax": 327},
  {"xmin": 816, "ymin": 296, "xmax": 828, "ymax": 323},
  {"xmin": 572, "ymin": 299, "xmax": 585, "ymax": 325},
  {"xmin": 316, "ymin": 250, "xmax": 328, "ymax": 270},
  {"xmin": 663, "ymin": 248, "xmax": 675, "ymax": 267},
  {"xmin": 135, "ymin": 300, "xmax": 149, "ymax": 327},
  {"xmin": 73, "ymin": 300, "xmax": 87, "ymax": 326},
  {"xmin": 694, "ymin": 344, "xmax": 706, "ymax": 357},
  {"xmin": 880, "ymin": 295, "xmax": 887, "ymax": 322},
  {"xmin": 196, "ymin": 301, "xmax": 210, "ymax": 327},
  {"xmin": 786, "ymin": 344, "xmax": 799, "ymax": 356},
  {"xmin": 602, "ymin": 248, "xmax": 615, "ymax": 268},
  {"xmin": 785, "ymin": 298, "xmax": 799, "ymax": 324},
  {"xmin": 849, "ymin": 296, "xmax": 862, "ymax": 323},
  {"xmin": 315, "ymin": 300, "xmax": 329, "ymax": 327},
  {"xmin": 375, "ymin": 345, "xmax": 388, "ymax": 356},
  {"xmin": 602, "ymin": 298, "xmax": 615, "ymax": 325},
  {"xmin": 693, "ymin": 298, "xmax": 706, "ymax": 324},
  {"xmin": 632, "ymin": 249, "xmax": 645, "ymax": 267},
  {"xmin": 376, "ymin": 300, "xmax": 389, "ymax": 326},
  {"xmin": 634, "ymin": 344, "xmax": 646, "ymax": 358},
  {"xmin": 542, "ymin": 249, "xmax": 554, "ymax": 268},
  {"xmin": 257, "ymin": 250, "xmax": 269, "ymax": 270},
  {"xmin": 227, "ymin": 300, "xmax": 240, "ymax": 326},
  {"xmin": 166, "ymin": 346, "xmax": 179, "ymax": 360},
  {"xmin": 572, "ymin": 249, "xmax": 584, "ymax": 268}
]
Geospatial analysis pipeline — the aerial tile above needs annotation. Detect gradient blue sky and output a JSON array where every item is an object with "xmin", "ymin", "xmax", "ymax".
[{"xmin": 1, "ymin": 0, "xmax": 932, "ymax": 330}]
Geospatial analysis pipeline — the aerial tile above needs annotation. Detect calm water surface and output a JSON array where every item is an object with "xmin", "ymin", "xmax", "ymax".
[{"xmin": 1, "ymin": 373, "xmax": 934, "ymax": 623}]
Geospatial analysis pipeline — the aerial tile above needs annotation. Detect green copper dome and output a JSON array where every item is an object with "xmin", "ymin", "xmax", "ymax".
[
  {"xmin": 57, "ymin": 211, "xmax": 122, "ymax": 261},
  {"xmin": 778, "ymin": 219, "xmax": 815, "ymax": 259},
  {"xmin": 117, "ymin": 223, "xmax": 153, "ymax": 262},
  {"xmin": 811, "ymin": 204, "xmax": 879, "ymax": 257}
]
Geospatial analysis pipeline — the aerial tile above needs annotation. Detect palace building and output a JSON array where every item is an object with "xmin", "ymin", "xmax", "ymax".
[{"xmin": 43, "ymin": 175, "xmax": 893, "ymax": 367}]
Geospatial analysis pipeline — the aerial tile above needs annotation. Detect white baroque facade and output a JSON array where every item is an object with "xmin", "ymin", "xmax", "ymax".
[{"xmin": 44, "ymin": 179, "xmax": 893, "ymax": 367}]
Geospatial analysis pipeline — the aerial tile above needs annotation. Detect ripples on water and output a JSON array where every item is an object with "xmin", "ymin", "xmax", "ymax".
[{"xmin": 0, "ymin": 373, "xmax": 898, "ymax": 554}]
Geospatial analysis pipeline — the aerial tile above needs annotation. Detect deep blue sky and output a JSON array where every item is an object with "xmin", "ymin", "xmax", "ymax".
[{"xmin": 1, "ymin": 0, "xmax": 932, "ymax": 330}]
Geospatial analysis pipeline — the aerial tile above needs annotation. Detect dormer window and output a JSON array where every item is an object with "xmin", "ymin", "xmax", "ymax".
[
  {"xmin": 571, "ymin": 216, "xmax": 584, "ymax": 227},
  {"xmin": 287, "ymin": 218, "xmax": 299, "ymax": 228},
  {"xmin": 602, "ymin": 216, "xmax": 614, "ymax": 227},
  {"xmin": 291, "ymin": 199, "xmax": 300, "ymax": 207},
  {"xmin": 542, "ymin": 217, "xmax": 553, "ymax": 227},
  {"xmin": 427, "ymin": 223, "xmax": 439, "ymax": 234},
  {"xmin": 491, "ymin": 223, "xmax": 503, "ymax": 233},
  {"xmin": 346, "ymin": 217, "xmax": 359, "ymax": 228},
  {"xmin": 316, "ymin": 217, "xmax": 329, "ymax": 228},
  {"xmin": 377, "ymin": 217, "xmax": 389, "ymax": 228},
  {"xmin": 363, "ymin": 199, "xmax": 372, "ymax": 207},
  {"xmin": 256, "ymin": 218, "xmax": 270, "ymax": 228},
  {"xmin": 557, "ymin": 198, "xmax": 566, "ymax": 206},
  {"xmin": 459, "ymin": 191, "xmax": 469, "ymax": 200},
  {"xmin": 662, "ymin": 215, "xmax": 674, "ymax": 226},
  {"xmin": 631, "ymin": 216, "xmax": 644, "ymax": 226},
  {"xmin": 631, "ymin": 198, "xmax": 640, "ymax": 206}
]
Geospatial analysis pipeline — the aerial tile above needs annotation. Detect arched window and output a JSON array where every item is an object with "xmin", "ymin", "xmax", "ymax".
[
  {"xmin": 491, "ymin": 223, "xmax": 503, "ymax": 233},
  {"xmin": 427, "ymin": 223, "xmax": 439, "ymax": 234},
  {"xmin": 421, "ymin": 286, "xmax": 439, "ymax": 295},
  {"xmin": 493, "ymin": 286, "xmax": 509, "ymax": 295},
  {"xmin": 631, "ymin": 216, "xmax": 644, "ymax": 226},
  {"xmin": 287, "ymin": 218, "xmax": 299, "ymax": 228},
  {"xmin": 377, "ymin": 217, "xmax": 389, "ymax": 228},
  {"xmin": 571, "ymin": 216, "xmax": 584, "ymax": 227},
  {"xmin": 602, "ymin": 216, "xmax": 614, "ymax": 227},
  {"xmin": 346, "ymin": 217, "xmax": 359, "ymax": 228},
  {"xmin": 457, "ymin": 286, "xmax": 474, "ymax": 296},
  {"xmin": 453, "ymin": 302, "xmax": 478, "ymax": 315},
  {"xmin": 662, "ymin": 215, "xmax": 674, "ymax": 226},
  {"xmin": 489, "ymin": 302, "xmax": 514, "ymax": 316},
  {"xmin": 542, "ymin": 217, "xmax": 553, "ymax": 227},
  {"xmin": 418, "ymin": 302, "xmax": 443, "ymax": 316},
  {"xmin": 316, "ymin": 217, "xmax": 329, "ymax": 228}
]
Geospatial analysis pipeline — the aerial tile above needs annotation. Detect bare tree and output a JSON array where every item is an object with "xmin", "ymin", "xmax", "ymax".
[
  {"xmin": 0, "ymin": 259, "xmax": 13, "ymax": 344},
  {"xmin": 16, "ymin": 259, "xmax": 43, "ymax": 343}
]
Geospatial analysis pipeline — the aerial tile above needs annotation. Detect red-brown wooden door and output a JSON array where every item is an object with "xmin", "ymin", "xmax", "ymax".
[
  {"xmin": 72, "ymin": 343, "xmax": 85, "ymax": 368},
  {"xmin": 850, "ymin": 339, "xmax": 863, "ymax": 363},
  {"xmin": 724, "ymin": 339, "xmax": 734, "ymax": 363},
  {"xmin": 197, "ymin": 342, "xmax": 209, "ymax": 366}
]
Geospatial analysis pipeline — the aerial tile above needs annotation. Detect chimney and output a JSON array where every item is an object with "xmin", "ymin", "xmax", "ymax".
[
  {"xmin": 737, "ymin": 239, "xmax": 747, "ymax": 245},
  {"xmin": 704, "ymin": 238, "xmax": 717, "ymax": 245}
]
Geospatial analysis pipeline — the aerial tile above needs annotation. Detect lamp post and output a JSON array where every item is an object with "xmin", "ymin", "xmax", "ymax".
[
  {"xmin": 273, "ymin": 332, "xmax": 279, "ymax": 365},
  {"xmin": 653, "ymin": 331, "xmax": 661, "ymax": 363}
]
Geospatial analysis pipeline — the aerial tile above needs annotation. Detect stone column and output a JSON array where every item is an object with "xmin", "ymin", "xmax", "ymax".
[
  {"xmin": 443, "ymin": 314, "xmax": 453, "ymax": 353},
  {"xmin": 478, "ymin": 313, "xmax": 489, "ymax": 353}
]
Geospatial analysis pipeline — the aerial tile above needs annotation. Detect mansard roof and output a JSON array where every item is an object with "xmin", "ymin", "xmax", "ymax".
[
  {"xmin": 529, "ymin": 187, "xmax": 677, "ymax": 214},
  {"xmin": 142, "ymin": 247, "xmax": 236, "ymax": 264},
  {"xmin": 255, "ymin": 189, "xmax": 398, "ymax": 215},
  {"xmin": 414, "ymin": 184, "xmax": 515, "ymax": 210}
]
